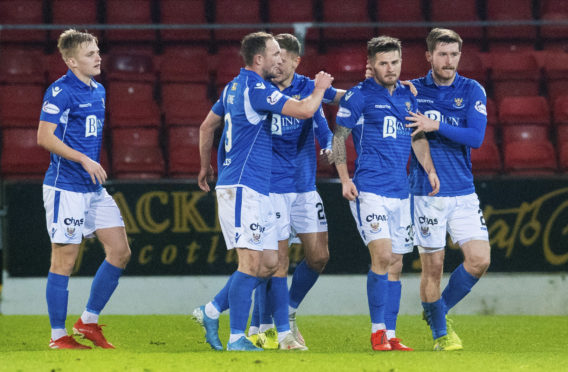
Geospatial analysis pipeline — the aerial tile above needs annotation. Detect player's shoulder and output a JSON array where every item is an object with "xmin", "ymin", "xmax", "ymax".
[{"xmin": 456, "ymin": 74, "xmax": 486, "ymax": 96}]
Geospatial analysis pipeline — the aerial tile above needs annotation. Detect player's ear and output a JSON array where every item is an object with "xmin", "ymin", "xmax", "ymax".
[{"xmin": 253, "ymin": 53, "xmax": 264, "ymax": 67}]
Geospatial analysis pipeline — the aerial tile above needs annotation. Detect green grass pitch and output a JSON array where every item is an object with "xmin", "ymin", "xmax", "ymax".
[{"xmin": 1, "ymin": 315, "xmax": 567, "ymax": 371}]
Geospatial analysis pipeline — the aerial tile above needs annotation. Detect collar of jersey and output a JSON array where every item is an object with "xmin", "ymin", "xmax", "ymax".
[
  {"xmin": 65, "ymin": 69, "xmax": 99, "ymax": 90},
  {"xmin": 425, "ymin": 70, "xmax": 461, "ymax": 88},
  {"xmin": 366, "ymin": 77, "xmax": 404, "ymax": 96},
  {"xmin": 278, "ymin": 73, "xmax": 301, "ymax": 94},
  {"xmin": 240, "ymin": 67, "xmax": 266, "ymax": 82}
]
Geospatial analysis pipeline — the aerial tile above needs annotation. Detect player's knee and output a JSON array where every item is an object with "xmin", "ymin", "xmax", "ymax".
[
  {"xmin": 389, "ymin": 258, "xmax": 403, "ymax": 276},
  {"xmin": 306, "ymin": 250, "xmax": 329, "ymax": 273},
  {"xmin": 466, "ymin": 254, "xmax": 490, "ymax": 278}
]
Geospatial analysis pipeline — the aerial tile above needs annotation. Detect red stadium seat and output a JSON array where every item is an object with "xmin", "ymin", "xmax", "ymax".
[
  {"xmin": 486, "ymin": 98, "xmax": 498, "ymax": 126},
  {"xmin": 105, "ymin": 0, "xmax": 156, "ymax": 42},
  {"xmin": 167, "ymin": 125, "xmax": 217, "ymax": 177},
  {"xmin": 159, "ymin": 46, "xmax": 211, "ymax": 83},
  {"xmin": 111, "ymin": 128, "xmax": 165, "ymax": 178},
  {"xmin": 375, "ymin": 0, "xmax": 427, "ymax": 41},
  {"xmin": 503, "ymin": 125, "xmax": 556, "ymax": 173},
  {"xmin": 543, "ymin": 52, "xmax": 568, "ymax": 102},
  {"xmin": 106, "ymin": 82, "xmax": 160, "ymax": 127},
  {"xmin": 486, "ymin": 0, "xmax": 536, "ymax": 41},
  {"xmin": 540, "ymin": 0, "xmax": 568, "ymax": 40},
  {"xmin": 498, "ymin": 96, "xmax": 550, "ymax": 126},
  {"xmin": 159, "ymin": 0, "xmax": 210, "ymax": 42},
  {"xmin": 321, "ymin": 0, "xmax": 373, "ymax": 42},
  {"xmin": 45, "ymin": 52, "xmax": 69, "ymax": 83},
  {"xmin": 51, "ymin": 0, "xmax": 99, "ymax": 41},
  {"xmin": 471, "ymin": 125, "xmax": 501, "ymax": 175},
  {"xmin": 557, "ymin": 125, "xmax": 568, "ymax": 171},
  {"xmin": 318, "ymin": 45, "xmax": 367, "ymax": 84},
  {"xmin": 502, "ymin": 125, "xmax": 549, "ymax": 144},
  {"xmin": 267, "ymin": 0, "xmax": 316, "ymax": 39},
  {"xmin": 490, "ymin": 52, "xmax": 540, "ymax": 102},
  {"xmin": 161, "ymin": 83, "xmax": 211, "ymax": 126},
  {"xmin": 553, "ymin": 96, "xmax": 568, "ymax": 126},
  {"xmin": 430, "ymin": 0, "xmax": 483, "ymax": 40},
  {"xmin": 0, "ymin": 84, "xmax": 44, "ymax": 127},
  {"xmin": 1, "ymin": 128, "xmax": 50, "ymax": 178},
  {"xmin": 213, "ymin": 45, "xmax": 245, "ymax": 87},
  {"xmin": 458, "ymin": 50, "xmax": 487, "ymax": 85},
  {"xmin": 214, "ymin": 0, "xmax": 261, "ymax": 42},
  {"xmin": 0, "ymin": 48, "xmax": 45, "ymax": 84},
  {"xmin": 0, "ymin": 0, "xmax": 46, "ymax": 42},
  {"xmin": 105, "ymin": 53, "xmax": 156, "ymax": 82},
  {"xmin": 400, "ymin": 42, "xmax": 429, "ymax": 81}
]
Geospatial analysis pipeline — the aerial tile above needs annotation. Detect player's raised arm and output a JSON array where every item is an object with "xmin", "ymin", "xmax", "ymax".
[
  {"xmin": 411, "ymin": 132, "xmax": 440, "ymax": 196},
  {"xmin": 37, "ymin": 120, "xmax": 107, "ymax": 185},
  {"xmin": 281, "ymin": 71, "xmax": 334, "ymax": 119},
  {"xmin": 198, "ymin": 110, "xmax": 223, "ymax": 192},
  {"xmin": 332, "ymin": 125, "xmax": 358, "ymax": 201}
]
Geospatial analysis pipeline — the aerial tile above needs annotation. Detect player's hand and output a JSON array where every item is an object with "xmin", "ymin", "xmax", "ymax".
[
  {"xmin": 314, "ymin": 71, "xmax": 334, "ymax": 90},
  {"xmin": 319, "ymin": 148, "xmax": 333, "ymax": 165},
  {"xmin": 405, "ymin": 111, "xmax": 440, "ymax": 136},
  {"xmin": 197, "ymin": 165, "xmax": 215, "ymax": 192},
  {"xmin": 81, "ymin": 157, "xmax": 107, "ymax": 185},
  {"xmin": 365, "ymin": 63, "xmax": 373, "ymax": 79},
  {"xmin": 341, "ymin": 179, "xmax": 358, "ymax": 201},
  {"xmin": 401, "ymin": 80, "xmax": 418, "ymax": 96},
  {"xmin": 427, "ymin": 171, "xmax": 440, "ymax": 196}
]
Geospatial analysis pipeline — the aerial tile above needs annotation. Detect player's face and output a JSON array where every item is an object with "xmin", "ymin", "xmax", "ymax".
[
  {"xmin": 427, "ymin": 42, "xmax": 461, "ymax": 85},
  {"xmin": 69, "ymin": 41, "xmax": 101, "ymax": 79},
  {"xmin": 260, "ymin": 38, "xmax": 282, "ymax": 80},
  {"xmin": 369, "ymin": 50, "xmax": 401, "ymax": 89},
  {"xmin": 272, "ymin": 49, "xmax": 299, "ymax": 85}
]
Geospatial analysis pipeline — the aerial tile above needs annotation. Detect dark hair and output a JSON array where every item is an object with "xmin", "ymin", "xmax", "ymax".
[
  {"xmin": 426, "ymin": 28, "xmax": 463, "ymax": 53},
  {"xmin": 240, "ymin": 31, "xmax": 275, "ymax": 66},
  {"xmin": 57, "ymin": 29, "xmax": 98, "ymax": 59},
  {"xmin": 275, "ymin": 33, "xmax": 301, "ymax": 55},
  {"xmin": 367, "ymin": 35, "xmax": 402, "ymax": 59}
]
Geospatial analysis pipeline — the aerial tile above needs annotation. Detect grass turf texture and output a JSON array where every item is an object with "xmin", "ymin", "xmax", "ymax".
[{"xmin": 1, "ymin": 315, "xmax": 567, "ymax": 371}]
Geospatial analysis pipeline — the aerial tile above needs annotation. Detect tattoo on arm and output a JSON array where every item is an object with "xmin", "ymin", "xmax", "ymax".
[{"xmin": 332, "ymin": 125, "xmax": 352, "ymax": 164}]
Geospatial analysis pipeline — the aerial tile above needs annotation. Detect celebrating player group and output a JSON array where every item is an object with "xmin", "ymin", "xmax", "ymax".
[{"xmin": 38, "ymin": 27, "xmax": 490, "ymax": 352}]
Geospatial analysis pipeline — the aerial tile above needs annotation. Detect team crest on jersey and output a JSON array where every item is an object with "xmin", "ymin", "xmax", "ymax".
[
  {"xmin": 405, "ymin": 101, "xmax": 412, "ymax": 112},
  {"xmin": 231, "ymin": 82, "xmax": 238, "ymax": 91},
  {"xmin": 453, "ymin": 98, "xmax": 464, "ymax": 109},
  {"xmin": 420, "ymin": 226, "xmax": 431, "ymax": 238},
  {"xmin": 292, "ymin": 94, "xmax": 301, "ymax": 100}
]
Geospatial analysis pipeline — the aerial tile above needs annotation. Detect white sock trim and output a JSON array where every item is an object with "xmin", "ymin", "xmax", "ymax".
[{"xmin": 205, "ymin": 302, "xmax": 220, "ymax": 319}]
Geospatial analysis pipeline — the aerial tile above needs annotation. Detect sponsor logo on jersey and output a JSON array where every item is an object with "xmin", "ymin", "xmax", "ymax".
[
  {"xmin": 267, "ymin": 90, "xmax": 283, "ymax": 105},
  {"xmin": 344, "ymin": 91, "xmax": 354, "ymax": 101},
  {"xmin": 337, "ymin": 107, "xmax": 351, "ymax": 118},
  {"xmin": 79, "ymin": 103, "xmax": 92, "ymax": 108},
  {"xmin": 424, "ymin": 110, "xmax": 461, "ymax": 127},
  {"xmin": 42, "ymin": 101, "xmax": 60, "ymax": 114},
  {"xmin": 453, "ymin": 97, "xmax": 465, "ymax": 109},
  {"xmin": 52, "ymin": 86, "xmax": 62, "ymax": 97},
  {"xmin": 383, "ymin": 116, "xmax": 411, "ymax": 139},
  {"xmin": 255, "ymin": 82, "xmax": 266, "ymax": 89},
  {"xmin": 475, "ymin": 100, "xmax": 487, "ymax": 115}
]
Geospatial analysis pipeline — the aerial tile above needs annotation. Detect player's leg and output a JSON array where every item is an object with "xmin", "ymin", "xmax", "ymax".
[{"xmin": 367, "ymin": 238, "xmax": 393, "ymax": 351}]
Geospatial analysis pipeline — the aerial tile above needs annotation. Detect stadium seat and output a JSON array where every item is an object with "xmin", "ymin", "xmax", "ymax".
[
  {"xmin": 375, "ymin": 0, "xmax": 427, "ymax": 41},
  {"xmin": 0, "ymin": 84, "xmax": 44, "ymax": 127},
  {"xmin": 486, "ymin": 0, "xmax": 537, "ymax": 41},
  {"xmin": 0, "ymin": 0, "xmax": 46, "ymax": 43},
  {"xmin": 540, "ymin": 0, "xmax": 568, "ymax": 40},
  {"xmin": 161, "ymin": 83, "xmax": 211, "ymax": 126},
  {"xmin": 471, "ymin": 125, "xmax": 501, "ymax": 175},
  {"xmin": 0, "ymin": 128, "xmax": 50, "ymax": 178},
  {"xmin": 490, "ymin": 52, "xmax": 540, "ymax": 102},
  {"xmin": 502, "ymin": 124, "xmax": 549, "ymax": 144},
  {"xmin": 557, "ymin": 125, "xmax": 568, "ymax": 171},
  {"xmin": 502, "ymin": 125, "xmax": 556, "ymax": 173},
  {"xmin": 111, "ymin": 128, "xmax": 165, "ymax": 178},
  {"xmin": 106, "ymin": 82, "xmax": 160, "ymax": 127},
  {"xmin": 213, "ymin": 45, "xmax": 245, "ymax": 88},
  {"xmin": 498, "ymin": 96, "xmax": 550, "ymax": 126},
  {"xmin": 318, "ymin": 45, "xmax": 367, "ymax": 84},
  {"xmin": 321, "ymin": 0, "xmax": 373, "ymax": 42},
  {"xmin": 543, "ymin": 52, "xmax": 568, "ymax": 102},
  {"xmin": 167, "ymin": 125, "xmax": 217, "ymax": 177},
  {"xmin": 399, "ymin": 42, "xmax": 429, "ymax": 81},
  {"xmin": 213, "ymin": 0, "xmax": 261, "ymax": 42},
  {"xmin": 553, "ymin": 96, "xmax": 568, "ymax": 126},
  {"xmin": 105, "ymin": 53, "xmax": 156, "ymax": 82},
  {"xmin": 267, "ymin": 0, "xmax": 316, "ymax": 39},
  {"xmin": 51, "ymin": 0, "xmax": 99, "ymax": 41},
  {"xmin": 45, "ymin": 52, "xmax": 69, "ymax": 83},
  {"xmin": 104, "ymin": 0, "xmax": 156, "ymax": 42},
  {"xmin": 159, "ymin": 0, "xmax": 210, "ymax": 42},
  {"xmin": 486, "ymin": 98, "xmax": 498, "ymax": 126},
  {"xmin": 458, "ymin": 50, "xmax": 487, "ymax": 85},
  {"xmin": 0, "ymin": 48, "xmax": 45, "ymax": 84},
  {"xmin": 430, "ymin": 0, "xmax": 483, "ymax": 41},
  {"xmin": 158, "ymin": 46, "xmax": 211, "ymax": 83}
]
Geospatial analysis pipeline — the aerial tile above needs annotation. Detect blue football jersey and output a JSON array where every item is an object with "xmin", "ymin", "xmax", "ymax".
[
  {"xmin": 212, "ymin": 68, "xmax": 290, "ymax": 195},
  {"xmin": 336, "ymin": 78, "xmax": 418, "ymax": 198},
  {"xmin": 40, "ymin": 70, "xmax": 105, "ymax": 193},
  {"xmin": 409, "ymin": 71, "xmax": 487, "ymax": 196},
  {"xmin": 270, "ymin": 73, "xmax": 336, "ymax": 193}
]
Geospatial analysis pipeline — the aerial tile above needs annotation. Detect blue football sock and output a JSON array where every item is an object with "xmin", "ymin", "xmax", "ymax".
[
  {"xmin": 46, "ymin": 272, "xmax": 69, "ymax": 329},
  {"xmin": 212, "ymin": 272, "xmax": 235, "ymax": 313},
  {"xmin": 256, "ymin": 279, "xmax": 273, "ymax": 325},
  {"xmin": 269, "ymin": 277, "xmax": 290, "ymax": 333},
  {"xmin": 289, "ymin": 259, "xmax": 320, "ymax": 309},
  {"xmin": 250, "ymin": 288, "xmax": 260, "ymax": 329},
  {"xmin": 422, "ymin": 299, "xmax": 447, "ymax": 339},
  {"xmin": 442, "ymin": 263, "xmax": 479, "ymax": 313},
  {"xmin": 228, "ymin": 271, "xmax": 260, "ymax": 334},
  {"xmin": 385, "ymin": 280, "xmax": 402, "ymax": 331},
  {"xmin": 367, "ymin": 270, "xmax": 388, "ymax": 325},
  {"xmin": 86, "ymin": 260, "xmax": 123, "ymax": 315}
]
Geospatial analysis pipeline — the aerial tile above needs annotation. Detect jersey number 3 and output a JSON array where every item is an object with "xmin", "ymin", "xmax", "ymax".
[{"xmin": 224, "ymin": 113, "xmax": 233, "ymax": 152}]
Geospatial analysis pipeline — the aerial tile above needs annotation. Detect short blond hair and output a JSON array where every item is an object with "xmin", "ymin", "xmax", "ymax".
[
  {"xmin": 57, "ymin": 29, "xmax": 98, "ymax": 59},
  {"xmin": 426, "ymin": 28, "xmax": 463, "ymax": 53}
]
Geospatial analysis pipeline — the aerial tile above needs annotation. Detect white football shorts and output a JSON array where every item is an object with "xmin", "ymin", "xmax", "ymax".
[
  {"xmin": 269, "ymin": 191, "xmax": 328, "ymax": 241},
  {"xmin": 43, "ymin": 186, "xmax": 125, "ymax": 245},
  {"xmin": 413, "ymin": 193, "xmax": 489, "ymax": 253},
  {"xmin": 349, "ymin": 191, "xmax": 413, "ymax": 254},
  {"xmin": 216, "ymin": 186, "xmax": 278, "ymax": 251}
]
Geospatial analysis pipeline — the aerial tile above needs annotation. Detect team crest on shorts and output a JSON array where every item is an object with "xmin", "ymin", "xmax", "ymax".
[
  {"xmin": 65, "ymin": 226, "xmax": 76, "ymax": 238},
  {"xmin": 420, "ymin": 225, "xmax": 431, "ymax": 238},
  {"xmin": 370, "ymin": 221, "xmax": 382, "ymax": 234},
  {"xmin": 251, "ymin": 232, "xmax": 262, "ymax": 245}
]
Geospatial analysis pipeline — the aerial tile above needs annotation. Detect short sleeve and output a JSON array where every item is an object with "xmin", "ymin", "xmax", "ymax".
[
  {"xmin": 336, "ymin": 88, "xmax": 364, "ymax": 129},
  {"xmin": 248, "ymin": 81, "xmax": 290, "ymax": 114},
  {"xmin": 212, "ymin": 98, "xmax": 224, "ymax": 116},
  {"xmin": 39, "ymin": 85, "xmax": 70, "ymax": 125}
]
